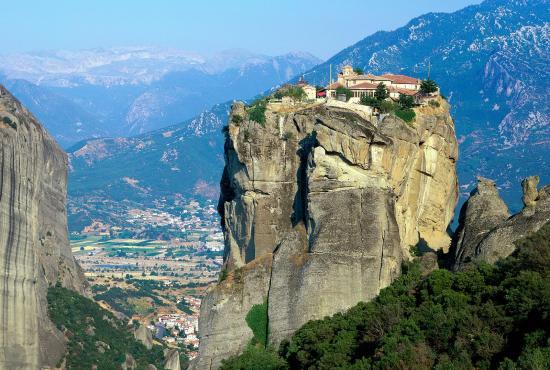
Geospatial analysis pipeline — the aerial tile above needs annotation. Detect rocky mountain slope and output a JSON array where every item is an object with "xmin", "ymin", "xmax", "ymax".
[
  {"xmin": 0, "ymin": 84, "xmax": 88, "ymax": 368},
  {"xmin": 66, "ymin": 102, "xmax": 228, "ymax": 232},
  {"xmin": 299, "ymin": 0, "xmax": 549, "ymax": 210},
  {"xmin": 0, "ymin": 47, "xmax": 321, "ymax": 146},
  {"xmin": 193, "ymin": 97, "xmax": 458, "ymax": 368}
]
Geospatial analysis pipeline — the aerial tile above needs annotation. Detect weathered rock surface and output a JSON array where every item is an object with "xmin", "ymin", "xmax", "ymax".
[
  {"xmin": 194, "ymin": 97, "xmax": 458, "ymax": 369},
  {"xmin": 453, "ymin": 175, "xmax": 550, "ymax": 269},
  {"xmin": 0, "ymin": 84, "xmax": 88, "ymax": 369},
  {"xmin": 163, "ymin": 348, "xmax": 181, "ymax": 370},
  {"xmin": 134, "ymin": 324, "xmax": 153, "ymax": 350}
]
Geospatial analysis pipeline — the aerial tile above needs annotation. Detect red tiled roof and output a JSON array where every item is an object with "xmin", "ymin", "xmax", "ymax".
[
  {"xmin": 397, "ymin": 88, "xmax": 420, "ymax": 96},
  {"xmin": 387, "ymin": 86, "xmax": 420, "ymax": 96},
  {"xmin": 381, "ymin": 74, "xmax": 420, "ymax": 84},
  {"xmin": 326, "ymin": 82, "xmax": 342, "ymax": 89},
  {"xmin": 349, "ymin": 82, "xmax": 378, "ymax": 90}
]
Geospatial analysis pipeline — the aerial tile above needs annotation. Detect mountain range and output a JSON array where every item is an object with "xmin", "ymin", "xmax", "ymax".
[
  {"xmin": 11, "ymin": 0, "xmax": 550, "ymax": 233},
  {"xmin": 300, "ymin": 0, "xmax": 549, "ymax": 210},
  {"xmin": 0, "ymin": 47, "xmax": 320, "ymax": 146}
]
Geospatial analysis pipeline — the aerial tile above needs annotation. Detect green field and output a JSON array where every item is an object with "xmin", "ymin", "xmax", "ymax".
[{"xmin": 71, "ymin": 236, "xmax": 167, "ymax": 255}]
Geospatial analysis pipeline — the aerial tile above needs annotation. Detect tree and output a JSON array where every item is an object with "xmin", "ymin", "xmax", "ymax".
[
  {"xmin": 420, "ymin": 79, "xmax": 438, "ymax": 94},
  {"xmin": 360, "ymin": 95, "xmax": 379, "ymax": 108},
  {"xmin": 336, "ymin": 86, "xmax": 353, "ymax": 101},
  {"xmin": 375, "ymin": 82, "xmax": 389, "ymax": 101},
  {"xmin": 399, "ymin": 94, "xmax": 415, "ymax": 109},
  {"xmin": 353, "ymin": 67, "xmax": 364, "ymax": 75}
]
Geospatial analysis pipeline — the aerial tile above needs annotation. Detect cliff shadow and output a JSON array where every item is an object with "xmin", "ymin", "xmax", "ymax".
[{"xmin": 291, "ymin": 132, "xmax": 317, "ymax": 228}]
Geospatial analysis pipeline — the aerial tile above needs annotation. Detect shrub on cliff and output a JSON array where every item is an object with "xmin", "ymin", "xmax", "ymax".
[
  {"xmin": 395, "ymin": 108, "xmax": 416, "ymax": 123},
  {"xmin": 399, "ymin": 94, "xmax": 415, "ymax": 109},
  {"xmin": 421, "ymin": 79, "xmax": 439, "ymax": 94},
  {"xmin": 222, "ymin": 223, "xmax": 550, "ymax": 369},
  {"xmin": 273, "ymin": 86, "xmax": 306, "ymax": 101},
  {"xmin": 360, "ymin": 95, "xmax": 380, "ymax": 108},
  {"xmin": 247, "ymin": 98, "xmax": 268, "ymax": 125},
  {"xmin": 336, "ymin": 86, "xmax": 353, "ymax": 101}
]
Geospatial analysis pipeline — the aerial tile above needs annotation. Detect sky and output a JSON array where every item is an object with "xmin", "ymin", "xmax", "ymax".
[{"xmin": 2, "ymin": 0, "xmax": 483, "ymax": 59}]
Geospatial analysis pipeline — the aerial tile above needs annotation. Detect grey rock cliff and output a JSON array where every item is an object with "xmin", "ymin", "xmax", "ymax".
[
  {"xmin": 163, "ymin": 348, "xmax": 181, "ymax": 370},
  {"xmin": 0, "ymin": 84, "xmax": 88, "ymax": 369},
  {"xmin": 194, "ymin": 98, "xmax": 458, "ymax": 369},
  {"xmin": 453, "ymin": 175, "xmax": 550, "ymax": 269}
]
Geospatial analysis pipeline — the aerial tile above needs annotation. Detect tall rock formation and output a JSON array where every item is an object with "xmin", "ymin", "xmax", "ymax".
[
  {"xmin": 0, "ymin": 85, "xmax": 88, "ymax": 369},
  {"xmin": 453, "ymin": 175, "xmax": 550, "ymax": 269},
  {"xmin": 194, "ymin": 97, "xmax": 458, "ymax": 369}
]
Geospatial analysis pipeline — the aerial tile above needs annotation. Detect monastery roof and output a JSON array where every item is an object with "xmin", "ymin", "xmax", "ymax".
[
  {"xmin": 381, "ymin": 74, "xmax": 420, "ymax": 84},
  {"xmin": 326, "ymin": 82, "xmax": 343, "ymax": 90},
  {"xmin": 348, "ymin": 82, "xmax": 378, "ymax": 90}
]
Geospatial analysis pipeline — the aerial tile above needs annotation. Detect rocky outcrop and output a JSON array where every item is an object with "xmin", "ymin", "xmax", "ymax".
[
  {"xmin": 0, "ymin": 85, "xmax": 88, "ymax": 369},
  {"xmin": 163, "ymin": 348, "xmax": 181, "ymax": 370},
  {"xmin": 194, "ymin": 97, "xmax": 458, "ymax": 369},
  {"xmin": 453, "ymin": 175, "xmax": 550, "ymax": 269},
  {"xmin": 134, "ymin": 324, "xmax": 153, "ymax": 350}
]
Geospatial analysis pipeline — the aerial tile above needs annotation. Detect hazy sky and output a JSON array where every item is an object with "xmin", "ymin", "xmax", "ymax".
[{"xmin": 3, "ymin": 0, "xmax": 483, "ymax": 59}]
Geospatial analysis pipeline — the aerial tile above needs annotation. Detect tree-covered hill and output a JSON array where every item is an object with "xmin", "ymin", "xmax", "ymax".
[
  {"xmin": 47, "ymin": 285, "xmax": 185, "ymax": 369},
  {"xmin": 221, "ymin": 223, "xmax": 550, "ymax": 369}
]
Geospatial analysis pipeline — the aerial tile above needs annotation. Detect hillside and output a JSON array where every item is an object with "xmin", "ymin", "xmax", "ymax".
[
  {"xmin": 47, "ymin": 285, "xmax": 181, "ymax": 370},
  {"xmin": 0, "ymin": 47, "xmax": 320, "ymax": 146},
  {"xmin": 67, "ymin": 103, "xmax": 228, "ymax": 232},
  {"xmin": 299, "ymin": 0, "xmax": 549, "ymax": 210},
  {"xmin": 221, "ymin": 222, "xmax": 550, "ymax": 369}
]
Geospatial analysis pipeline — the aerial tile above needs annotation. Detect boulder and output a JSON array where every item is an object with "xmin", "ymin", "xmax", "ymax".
[
  {"xmin": 134, "ymin": 325, "xmax": 153, "ymax": 350},
  {"xmin": 163, "ymin": 348, "xmax": 181, "ymax": 370},
  {"xmin": 453, "ymin": 177, "xmax": 550, "ymax": 268}
]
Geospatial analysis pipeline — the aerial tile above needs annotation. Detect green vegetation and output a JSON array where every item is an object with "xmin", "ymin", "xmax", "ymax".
[
  {"xmin": 177, "ymin": 299, "xmax": 193, "ymax": 315},
  {"xmin": 247, "ymin": 97, "xmax": 268, "ymax": 125},
  {"xmin": 47, "ymin": 285, "xmax": 166, "ymax": 369},
  {"xmin": 246, "ymin": 300, "xmax": 269, "ymax": 347},
  {"xmin": 218, "ymin": 267, "xmax": 229, "ymax": 282},
  {"xmin": 232, "ymin": 114, "xmax": 243, "ymax": 125},
  {"xmin": 429, "ymin": 99, "xmax": 441, "ymax": 108},
  {"xmin": 281, "ymin": 131, "xmax": 293, "ymax": 141},
  {"xmin": 336, "ymin": 86, "xmax": 353, "ymax": 101},
  {"xmin": 221, "ymin": 345, "xmax": 287, "ymax": 370},
  {"xmin": 360, "ymin": 95, "xmax": 380, "ymax": 108},
  {"xmin": 395, "ymin": 108, "xmax": 416, "ymax": 123},
  {"xmin": 399, "ymin": 94, "xmax": 415, "ymax": 109},
  {"xmin": 222, "ymin": 223, "xmax": 550, "ymax": 369},
  {"xmin": 421, "ymin": 79, "xmax": 439, "ymax": 94},
  {"xmin": 94, "ymin": 285, "xmax": 166, "ymax": 317},
  {"xmin": 353, "ymin": 67, "xmax": 364, "ymax": 75},
  {"xmin": 273, "ymin": 85, "xmax": 306, "ymax": 101},
  {"xmin": 374, "ymin": 82, "xmax": 389, "ymax": 101},
  {"xmin": 243, "ymin": 129, "xmax": 251, "ymax": 142},
  {"xmin": 2, "ymin": 116, "xmax": 16, "ymax": 129}
]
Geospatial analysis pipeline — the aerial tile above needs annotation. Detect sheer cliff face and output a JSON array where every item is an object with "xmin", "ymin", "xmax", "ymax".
[
  {"xmin": 0, "ymin": 85, "xmax": 87, "ymax": 369},
  {"xmin": 195, "ymin": 97, "xmax": 458, "ymax": 369}
]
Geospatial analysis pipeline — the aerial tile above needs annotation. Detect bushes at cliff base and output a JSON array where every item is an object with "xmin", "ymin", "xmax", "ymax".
[{"xmin": 47, "ymin": 286, "xmax": 169, "ymax": 369}]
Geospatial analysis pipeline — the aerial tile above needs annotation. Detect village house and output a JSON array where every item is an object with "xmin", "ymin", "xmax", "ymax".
[{"xmin": 326, "ymin": 65, "xmax": 425, "ymax": 103}]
